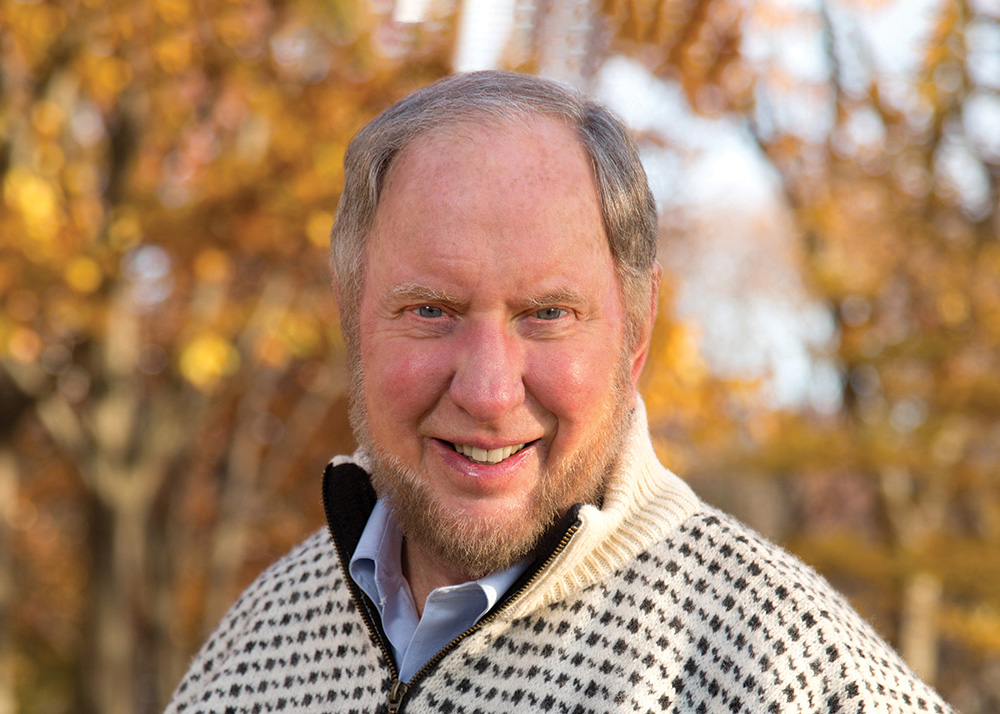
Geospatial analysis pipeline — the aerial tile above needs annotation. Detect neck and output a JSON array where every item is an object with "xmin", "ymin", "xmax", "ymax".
[{"xmin": 401, "ymin": 538, "xmax": 476, "ymax": 618}]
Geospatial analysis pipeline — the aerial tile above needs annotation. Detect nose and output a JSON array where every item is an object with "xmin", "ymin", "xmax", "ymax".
[{"xmin": 448, "ymin": 320, "xmax": 525, "ymax": 423}]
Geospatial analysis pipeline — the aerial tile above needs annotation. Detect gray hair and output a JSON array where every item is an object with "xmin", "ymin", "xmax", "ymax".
[{"xmin": 330, "ymin": 70, "xmax": 658, "ymax": 352}]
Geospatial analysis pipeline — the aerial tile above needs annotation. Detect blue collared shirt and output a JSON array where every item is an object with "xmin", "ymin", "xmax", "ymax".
[{"xmin": 348, "ymin": 500, "xmax": 529, "ymax": 682}]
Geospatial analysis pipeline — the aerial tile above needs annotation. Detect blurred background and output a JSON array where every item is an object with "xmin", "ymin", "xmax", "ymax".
[{"xmin": 1, "ymin": 0, "xmax": 998, "ymax": 711}]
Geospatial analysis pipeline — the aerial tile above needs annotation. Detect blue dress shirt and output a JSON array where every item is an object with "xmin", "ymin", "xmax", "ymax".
[{"xmin": 349, "ymin": 500, "xmax": 529, "ymax": 681}]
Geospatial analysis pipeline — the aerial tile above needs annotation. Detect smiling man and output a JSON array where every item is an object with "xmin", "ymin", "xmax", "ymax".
[{"xmin": 165, "ymin": 72, "xmax": 952, "ymax": 713}]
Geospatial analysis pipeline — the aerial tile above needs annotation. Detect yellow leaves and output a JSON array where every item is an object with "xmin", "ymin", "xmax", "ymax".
[
  {"xmin": 31, "ymin": 100, "xmax": 65, "ymax": 138},
  {"xmin": 314, "ymin": 141, "xmax": 346, "ymax": 185},
  {"xmin": 35, "ymin": 143, "xmax": 66, "ymax": 179},
  {"xmin": 155, "ymin": 33, "xmax": 195, "ymax": 74},
  {"xmin": 270, "ymin": 116, "xmax": 308, "ymax": 162},
  {"xmin": 942, "ymin": 605, "xmax": 1000, "ymax": 655},
  {"xmin": 215, "ymin": 6, "xmax": 259, "ymax": 50},
  {"xmin": 659, "ymin": 321, "xmax": 707, "ymax": 386},
  {"xmin": 194, "ymin": 249, "xmax": 232, "ymax": 284},
  {"xmin": 3, "ymin": 167, "xmax": 62, "ymax": 243},
  {"xmin": 179, "ymin": 333, "xmax": 240, "ymax": 391},
  {"xmin": 279, "ymin": 313, "xmax": 321, "ymax": 358},
  {"xmin": 156, "ymin": 0, "xmax": 193, "ymax": 25},
  {"xmin": 108, "ymin": 210, "xmax": 144, "ymax": 249},
  {"xmin": 642, "ymin": 317, "xmax": 711, "ymax": 418},
  {"xmin": 64, "ymin": 257, "xmax": 103, "ymax": 294},
  {"xmin": 64, "ymin": 161, "xmax": 101, "ymax": 197},
  {"xmin": 601, "ymin": 0, "xmax": 746, "ymax": 115},
  {"xmin": 71, "ymin": 49, "xmax": 135, "ymax": 107},
  {"xmin": 253, "ymin": 313, "xmax": 323, "ymax": 369},
  {"xmin": 936, "ymin": 290, "xmax": 969, "ymax": 327},
  {"xmin": 804, "ymin": 178, "xmax": 904, "ymax": 295},
  {"xmin": 5, "ymin": 2, "xmax": 68, "ymax": 65},
  {"xmin": 25, "ymin": 2, "xmax": 68, "ymax": 40},
  {"xmin": 930, "ymin": 417, "xmax": 972, "ymax": 467},
  {"xmin": 91, "ymin": 55, "xmax": 133, "ymax": 104},
  {"xmin": 306, "ymin": 211, "xmax": 332, "ymax": 249}
]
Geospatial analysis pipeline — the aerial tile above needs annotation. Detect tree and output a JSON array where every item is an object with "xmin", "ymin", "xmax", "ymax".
[{"xmin": 4, "ymin": 0, "xmax": 994, "ymax": 710}]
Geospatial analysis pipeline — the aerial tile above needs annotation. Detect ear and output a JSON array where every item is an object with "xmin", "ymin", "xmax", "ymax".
[{"xmin": 627, "ymin": 262, "xmax": 661, "ymax": 406}]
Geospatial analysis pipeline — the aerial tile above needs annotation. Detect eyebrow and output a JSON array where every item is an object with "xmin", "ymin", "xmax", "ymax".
[
  {"xmin": 383, "ymin": 283, "xmax": 591, "ymax": 313},
  {"xmin": 384, "ymin": 283, "xmax": 467, "ymax": 309},
  {"xmin": 522, "ymin": 288, "xmax": 589, "ymax": 310}
]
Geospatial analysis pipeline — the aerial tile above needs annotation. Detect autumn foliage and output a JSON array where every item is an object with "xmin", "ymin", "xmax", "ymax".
[{"xmin": 1, "ymin": 0, "xmax": 997, "ymax": 712}]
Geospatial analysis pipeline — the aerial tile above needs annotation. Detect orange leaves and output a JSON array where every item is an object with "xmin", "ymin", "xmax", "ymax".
[
  {"xmin": 192, "ymin": 248, "xmax": 232, "ymax": 284},
  {"xmin": 5, "ymin": 327, "xmax": 44, "ymax": 364}
]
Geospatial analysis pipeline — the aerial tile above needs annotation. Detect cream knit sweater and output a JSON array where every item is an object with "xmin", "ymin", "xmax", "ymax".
[{"xmin": 165, "ymin": 405, "xmax": 953, "ymax": 713}]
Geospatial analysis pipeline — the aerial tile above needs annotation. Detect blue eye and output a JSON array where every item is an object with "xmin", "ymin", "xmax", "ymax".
[
  {"xmin": 535, "ymin": 307, "xmax": 567, "ymax": 320},
  {"xmin": 416, "ymin": 305, "xmax": 445, "ymax": 318}
]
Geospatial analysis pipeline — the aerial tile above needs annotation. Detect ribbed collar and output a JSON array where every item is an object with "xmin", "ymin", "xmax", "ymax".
[{"xmin": 323, "ymin": 397, "xmax": 701, "ymax": 623}]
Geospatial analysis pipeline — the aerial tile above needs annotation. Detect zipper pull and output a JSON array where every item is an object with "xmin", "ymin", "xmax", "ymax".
[{"xmin": 387, "ymin": 678, "xmax": 408, "ymax": 713}]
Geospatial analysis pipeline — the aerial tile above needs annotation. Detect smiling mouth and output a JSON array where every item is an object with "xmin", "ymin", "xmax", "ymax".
[{"xmin": 451, "ymin": 442, "xmax": 527, "ymax": 465}]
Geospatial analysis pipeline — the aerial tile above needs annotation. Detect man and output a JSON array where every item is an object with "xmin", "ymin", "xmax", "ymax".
[{"xmin": 166, "ymin": 72, "xmax": 951, "ymax": 713}]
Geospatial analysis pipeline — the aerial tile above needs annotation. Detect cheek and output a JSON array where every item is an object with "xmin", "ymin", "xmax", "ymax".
[
  {"xmin": 363, "ymin": 338, "xmax": 452, "ymax": 425},
  {"xmin": 526, "ymin": 343, "xmax": 619, "ymax": 427}
]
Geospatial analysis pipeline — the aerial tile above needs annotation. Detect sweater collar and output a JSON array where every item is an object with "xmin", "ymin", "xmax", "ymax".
[{"xmin": 322, "ymin": 397, "xmax": 701, "ymax": 620}]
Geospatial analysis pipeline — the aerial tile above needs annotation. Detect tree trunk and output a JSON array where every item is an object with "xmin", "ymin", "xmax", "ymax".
[
  {"xmin": 900, "ymin": 571, "xmax": 942, "ymax": 685},
  {"xmin": 0, "ymin": 448, "xmax": 17, "ymax": 714},
  {"xmin": 81, "ymin": 485, "xmax": 159, "ymax": 714}
]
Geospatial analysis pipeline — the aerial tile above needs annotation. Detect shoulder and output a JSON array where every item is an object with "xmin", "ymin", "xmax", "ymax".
[
  {"xmin": 164, "ymin": 529, "xmax": 361, "ymax": 712},
  {"xmin": 637, "ymin": 506, "xmax": 953, "ymax": 712},
  {"xmin": 217, "ymin": 529, "xmax": 344, "ymax": 630}
]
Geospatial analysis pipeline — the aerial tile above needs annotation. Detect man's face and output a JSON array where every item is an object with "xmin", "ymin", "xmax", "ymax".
[{"xmin": 353, "ymin": 117, "xmax": 648, "ymax": 577}]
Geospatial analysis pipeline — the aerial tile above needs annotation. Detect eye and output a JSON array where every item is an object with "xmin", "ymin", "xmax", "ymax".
[
  {"xmin": 415, "ymin": 305, "xmax": 445, "ymax": 318},
  {"xmin": 534, "ymin": 307, "xmax": 567, "ymax": 321}
]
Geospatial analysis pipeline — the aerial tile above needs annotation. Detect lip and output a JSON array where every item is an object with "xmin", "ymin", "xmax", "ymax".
[
  {"xmin": 430, "ymin": 437, "xmax": 539, "ymax": 483},
  {"xmin": 437, "ymin": 436, "xmax": 535, "ymax": 451}
]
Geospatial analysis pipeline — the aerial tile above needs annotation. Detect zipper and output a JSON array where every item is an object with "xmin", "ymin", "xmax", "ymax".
[
  {"xmin": 325, "ymin": 473, "xmax": 580, "ymax": 714},
  {"xmin": 386, "ymin": 678, "xmax": 408, "ymax": 713},
  {"xmin": 401, "ymin": 521, "xmax": 580, "ymax": 693},
  {"xmin": 323, "ymin": 499, "xmax": 401, "ymax": 683}
]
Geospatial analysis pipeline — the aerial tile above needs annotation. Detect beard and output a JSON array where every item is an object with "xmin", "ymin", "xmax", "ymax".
[{"xmin": 347, "ymin": 351, "xmax": 635, "ymax": 580}]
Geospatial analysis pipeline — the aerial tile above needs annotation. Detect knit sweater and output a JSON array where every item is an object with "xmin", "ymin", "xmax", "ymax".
[{"xmin": 165, "ymin": 406, "xmax": 953, "ymax": 713}]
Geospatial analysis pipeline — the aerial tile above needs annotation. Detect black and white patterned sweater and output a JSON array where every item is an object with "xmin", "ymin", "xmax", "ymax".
[{"xmin": 165, "ymin": 406, "xmax": 953, "ymax": 713}]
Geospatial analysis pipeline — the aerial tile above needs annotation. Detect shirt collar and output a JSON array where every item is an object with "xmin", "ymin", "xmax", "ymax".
[
  {"xmin": 348, "ymin": 499, "xmax": 529, "ymax": 618},
  {"xmin": 349, "ymin": 499, "xmax": 400, "ymax": 610}
]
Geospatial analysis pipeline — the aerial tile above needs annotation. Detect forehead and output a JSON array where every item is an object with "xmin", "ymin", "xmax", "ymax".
[
  {"xmin": 363, "ymin": 115, "xmax": 618, "ymax": 302},
  {"xmin": 374, "ymin": 116, "xmax": 603, "ymax": 241},
  {"xmin": 385, "ymin": 115, "xmax": 590, "ymax": 197}
]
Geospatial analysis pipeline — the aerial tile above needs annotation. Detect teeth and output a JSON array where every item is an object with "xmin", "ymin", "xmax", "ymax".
[{"xmin": 454, "ymin": 442, "xmax": 525, "ymax": 464}]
